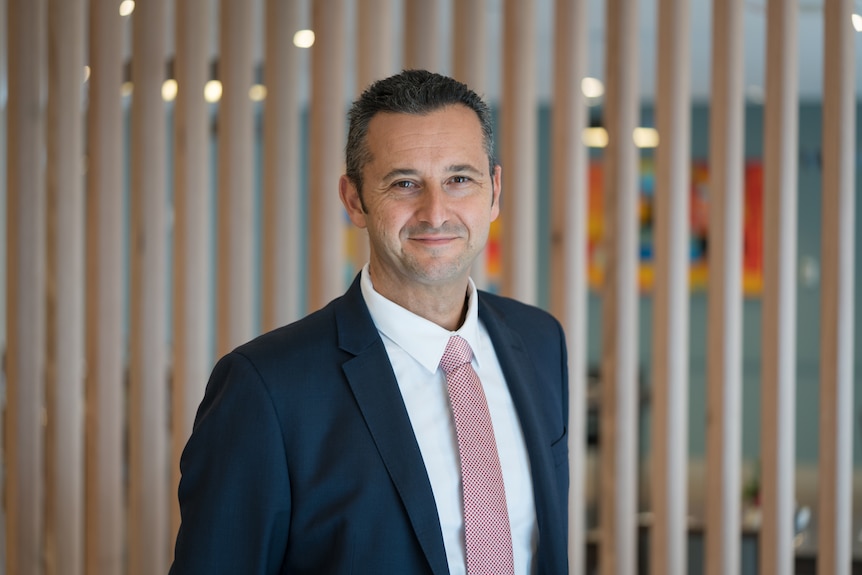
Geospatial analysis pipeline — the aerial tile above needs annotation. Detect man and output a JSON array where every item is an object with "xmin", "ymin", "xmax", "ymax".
[{"xmin": 170, "ymin": 70, "xmax": 569, "ymax": 575}]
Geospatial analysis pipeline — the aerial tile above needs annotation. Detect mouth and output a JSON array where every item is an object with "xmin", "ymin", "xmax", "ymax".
[{"xmin": 409, "ymin": 235, "xmax": 459, "ymax": 246}]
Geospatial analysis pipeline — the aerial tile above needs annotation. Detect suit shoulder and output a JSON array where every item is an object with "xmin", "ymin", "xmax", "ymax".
[
  {"xmin": 229, "ymin": 299, "xmax": 342, "ymax": 367},
  {"xmin": 477, "ymin": 290, "xmax": 562, "ymax": 329}
]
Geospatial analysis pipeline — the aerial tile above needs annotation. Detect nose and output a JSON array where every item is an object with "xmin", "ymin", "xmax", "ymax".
[{"xmin": 416, "ymin": 183, "xmax": 448, "ymax": 228}]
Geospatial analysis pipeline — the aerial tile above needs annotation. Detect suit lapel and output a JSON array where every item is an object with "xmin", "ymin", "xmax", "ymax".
[
  {"xmin": 335, "ymin": 278, "xmax": 450, "ymax": 575},
  {"xmin": 478, "ymin": 298, "xmax": 560, "ymax": 572}
]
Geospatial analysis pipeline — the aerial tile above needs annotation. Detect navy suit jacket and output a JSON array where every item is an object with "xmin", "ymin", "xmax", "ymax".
[{"xmin": 170, "ymin": 276, "xmax": 569, "ymax": 574}]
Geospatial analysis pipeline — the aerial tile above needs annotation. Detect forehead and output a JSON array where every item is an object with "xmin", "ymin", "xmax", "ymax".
[{"xmin": 363, "ymin": 105, "xmax": 486, "ymax": 165}]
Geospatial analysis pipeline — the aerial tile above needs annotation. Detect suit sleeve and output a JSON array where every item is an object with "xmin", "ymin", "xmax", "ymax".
[{"xmin": 170, "ymin": 352, "xmax": 291, "ymax": 575}]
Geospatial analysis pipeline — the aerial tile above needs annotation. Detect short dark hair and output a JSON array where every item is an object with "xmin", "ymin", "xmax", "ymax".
[{"xmin": 345, "ymin": 69, "xmax": 496, "ymax": 197}]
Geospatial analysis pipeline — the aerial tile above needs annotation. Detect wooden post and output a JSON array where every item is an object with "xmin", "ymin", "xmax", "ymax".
[
  {"xmin": 85, "ymin": 0, "xmax": 125, "ymax": 572},
  {"xmin": 600, "ymin": 1, "xmax": 640, "ymax": 573},
  {"xmin": 705, "ymin": 1, "xmax": 745, "ymax": 574},
  {"xmin": 262, "ymin": 0, "xmax": 304, "ymax": 329},
  {"xmin": 404, "ymin": 0, "xmax": 439, "ymax": 71},
  {"xmin": 6, "ymin": 0, "xmax": 47, "ymax": 572},
  {"xmin": 550, "ymin": 1, "xmax": 589, "ymax": 572},
  {"xmin": 46, "ymin": 0, "xmax": 86, "ymax": 572},
  {"xmin": 216, "ymin": 0, "xmax": 256, "ymax": 355},
  {"xmin": 817, "ymin": 1, "xmax": 855, "ymax": 573},
  {"xmin": 500, "ymin": 0, "xmax": 538, "ymax": 304},
  {"xmin": 129, "ymin": 0, "xmax": 169, "ymax": 572},
  {"xmin": 172, "ymin": 0, "xmax": 212, "ymax": 545},
  {"xmin": 651, "ymin": 1, "xmax": 691, "ymax": 573},
  {"xmin": 308, "ymin": 0, "xmax": 347, "ymax": 311},
  {"xmin": 760, "ymin": 1, "xmax": 798, "ymax": 573}
]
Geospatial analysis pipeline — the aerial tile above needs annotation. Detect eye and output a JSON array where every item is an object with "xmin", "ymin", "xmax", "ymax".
[
  {"xmin": 392, "ymin": 180, "xmax": 418, "ymax": 190},
  {"xmin": 449, "ymin": 175, "xmax": 472, "ymax": 185}
]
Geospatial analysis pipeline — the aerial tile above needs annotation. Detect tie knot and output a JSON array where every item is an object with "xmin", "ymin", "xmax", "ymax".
[{"xmin": 440, "ymin": 335, "xmax": 474, "ymax": 374}]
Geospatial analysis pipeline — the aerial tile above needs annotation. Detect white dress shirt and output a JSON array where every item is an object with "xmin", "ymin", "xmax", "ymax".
[{"xmin": 360, "ymin": 265, "xmax": 538, "ymax": 575}]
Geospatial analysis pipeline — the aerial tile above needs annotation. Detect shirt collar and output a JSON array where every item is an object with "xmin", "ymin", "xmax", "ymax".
[{"xmin": 360, "ymin": 264, "xmax": 483, "ymax": 375}]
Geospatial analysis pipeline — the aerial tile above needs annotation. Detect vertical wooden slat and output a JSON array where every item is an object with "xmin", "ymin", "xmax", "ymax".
[
  {"xmin": 172, "ymin": 0, "xmax": 212, "ymax": 545},
  {"xmin": 651, "ymin": 1, "xmax": 691, "ymax": 574},
  {"xmin": 129, "ymin": 1, "xmax": 169, "ymax": 573},
  {"xmin": 760, "ymin": 1, "xmax": 798, "ymax": 573},
  {"xmin": 451, "ymin": 0, "xmax": 486, "ymax": 91},
  {"xmin": 705, "ymin": 0, "xmax": 745, "ymax": 574},
  {"xmin": 600, "ymin": 1, "xmax": 640, "ymax": 574},
  {"xmin": 357, "ymin": 0, "xmax": 395, "ymax": 90},
  {"xmin": 500, "ymin": 0, "xmax": 537, "ymax": 304},
  {"xmin": 817, "ymin": 1, "xmax": 855, "ymax": 573},
  {"xmin": 46, "ymin": 0, "xmax": 86, "ymax": 573},
  {"xmin": 452, "ymin": 0, "xmax": 490, "ymax": 290},
  {"xmin": 308, "ymin": 0, "xmax": 347, "ymax": 311},
  {"xmin": 217, "ymin": 0, "xmax": 255, "ymax": 355},
  {"xmin": 351, "ymin": 0, "xmax": 395, "ymax": 277},
  {"xmin": 6, "ymin": 0, "xmax": 47, "ymax": 572},
  {"xmin": 0, "ymin": 0, "xmax": 7, "ymax": 562},
  {"xmin": 403, "ymin": 0, "xmax": 439, "ymax": 71},
  {"xmin": 85, "ymin": 1, "xmax": 125, "ymax": 572},
  {"xmin": 262, "ymin": 0, "xmax": 304, "ymax": 329},
  {"xmin": 550, "ymin": 1, "xmax": 588, "ymax": 572}
]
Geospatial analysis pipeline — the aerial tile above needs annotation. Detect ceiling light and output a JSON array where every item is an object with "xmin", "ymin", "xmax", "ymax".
[
  {"xmin": 249, "ymin": 84, "xmax": 267, "ymax": 102},
  {"xmin": 581, "ymin": 77, "xmax": 604, "ymax": 99},
  {"xmin": 633, "ymin": 127, "xmax": 659, "ymax": 148},
  {"xmin": 204, "ymin": 80, "xmax": 222, "ymax": 103},
  {"xmin": 582, "ymin": 127, "xmax": 608, "ymax": 148},
  {"xmin": 162, "ymin": 79, "xmax": 178, "ymax": 102},
  {"xmin": 119, "ymin": 0, "xmax": 135, "ymax": 17},
  {"xmin": 853, "ymin": 13, "xmax": 862, "ymax": 32},
  {"xmin": 293, "ymin": 30, "xmax": 315, "ymax": 48}
]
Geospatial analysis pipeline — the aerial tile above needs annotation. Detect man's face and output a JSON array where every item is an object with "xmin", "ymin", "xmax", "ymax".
[{"xmin": 339, "ymin": 104, "xmax": 501, "ymax": 298}]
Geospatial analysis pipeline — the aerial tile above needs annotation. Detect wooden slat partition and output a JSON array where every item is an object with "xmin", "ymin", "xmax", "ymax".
[
  {"xmin": 404, "ymin": 0, "xmax": 439, "ymax": 71},
  {"xmin": 172, "ymin": 0, "xmax": 212, "ymax": 544},
  {"xmin": 704, "ymin": 0, "xmax": 745, "ymax": 574},
  {"xmin": 129, "ymin": 1, "xmax": 169, "ymax": 573},
  {"xmin": 5, "ymin": 0, "xmax": 47, "ymax": 572},
  {"xmin": 760, "ymin": 1, "xmax": 799, "ymax": 573},
  {"xmin": 452, "ymin": 0, "xmax": 490, "ymax": 290},
  {"xmin": 262, "ymin": 0, "xmax": 304, "ymax": 329},
  {"xmin": 46, "ymin": 0, "xmax": 86, "ymax": 573},
  {"xmin": 500, "ymin": 0, "xmax": 538, "ymax": 304},
  {"xmin": 600, "ymin": 1, "xmax": 640, "ymax": 573},
  {"xmin": 550, "ymin": 1, "xmax": 588, "ymax": 573},
  {"xmin": 817, "ymin": 1, "xmax": 856, "ymax": 573},
  {"xmin": 4, "ymin": 2, "xmax": 862, "ymax": 574},
  {"xmin": 651, "ymin": 0, "xmax": 691, "ymax": 574},
  {"xmin": 308, "ymin": 0, "xmax": 347, "ymax": 311},
  {"xmin": 85, "ymin": 1, "xmax": 125, "ymax": 572},
  {"xmin": 217, "ymin": 0, "xmax": 255, "ymax": 355}
]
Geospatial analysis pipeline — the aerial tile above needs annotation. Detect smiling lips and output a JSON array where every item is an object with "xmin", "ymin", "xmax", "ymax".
[
  {"xmin": 405, "ymin": 223, "xmax": 465, "ymax": 245},
  {"xmin": 409, "ymin": 234, "xmax": 462, "ymax": 248}
]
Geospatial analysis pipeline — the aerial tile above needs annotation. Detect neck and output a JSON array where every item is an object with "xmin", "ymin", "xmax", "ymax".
[{"xmin": 368, "ymin": 267, "xmax": 470, "ymax": 331}]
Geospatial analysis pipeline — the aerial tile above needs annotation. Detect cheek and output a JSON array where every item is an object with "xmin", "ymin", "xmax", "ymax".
[{"xmin": 366, "ymin": 210, "xmax": 404, "ymax": 244}]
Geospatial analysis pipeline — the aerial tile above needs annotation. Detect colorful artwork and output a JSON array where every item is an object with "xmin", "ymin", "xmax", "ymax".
[{"xmin": 587, "ymin": 158, "xmax": 764, "ymax": 295}]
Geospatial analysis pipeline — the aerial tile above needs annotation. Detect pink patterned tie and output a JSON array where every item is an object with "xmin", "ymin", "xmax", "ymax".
[{"xmin": 440, "ymin": 335, "xmax": 515, "ymax": 575}]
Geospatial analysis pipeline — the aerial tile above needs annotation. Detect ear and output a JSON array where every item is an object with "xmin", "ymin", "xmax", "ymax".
[
  {"xmin": 339, "ymin": 175, "xmax": 367, "ymax": 228},
  {"xmin": 490, "ymin": 164, "xmax": 502, "ymax": 222}
]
